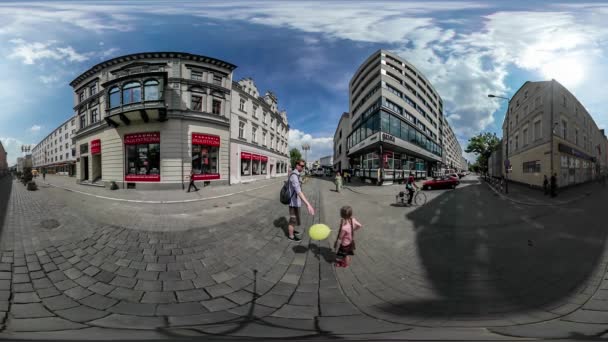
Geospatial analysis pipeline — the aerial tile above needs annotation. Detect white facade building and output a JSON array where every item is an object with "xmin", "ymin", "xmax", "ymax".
[
  {"xmin": 32, "ymin": 116, "xmax": 78, "ymax": 175},
  {"xmin": 333, "ymin": 112, "xmax": 350, "ymax": 172}
]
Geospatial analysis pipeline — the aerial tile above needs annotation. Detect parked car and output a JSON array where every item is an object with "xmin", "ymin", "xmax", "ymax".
[
  {"xmin": 313, "ymin": 168, "xmax": 324, "ymax": 176},
  {"xmin": 423, "ymin": 176, "xmax": 459, "ymax": 190},
  {"xmin": 457, "ymin": 172, "xmax": 466, "ymax": 178}
]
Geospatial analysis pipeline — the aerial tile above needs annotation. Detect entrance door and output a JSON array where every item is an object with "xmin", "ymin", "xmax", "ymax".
[
  {"xmin": 83, "ymin": 157, "xmax": 89, "ymax": 181},
  {"xmin": 270, "ymin": 164, "xmax": 274, "ymax": 177},
  {"xmin": 92, "ymin": 154, "xmax": 102, "ymax": 182}
]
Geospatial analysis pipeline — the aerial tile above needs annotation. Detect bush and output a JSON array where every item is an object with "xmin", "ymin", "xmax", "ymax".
[{"xmin": 27, "ymin": 181, "xmax": 38, "ymax": 191}]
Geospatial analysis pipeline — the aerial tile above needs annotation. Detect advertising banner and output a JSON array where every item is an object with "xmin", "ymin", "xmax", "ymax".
[
  {"xmin": 124, "ymin": 132, "xmax": 160, "ymax": 145},
  {"xmin": 91, "ymin": 139, "xmax": 101, "ymax": 155},
  {"xmin": 192, "ymin": 133, "xmax": 220, "ymax": 146}
]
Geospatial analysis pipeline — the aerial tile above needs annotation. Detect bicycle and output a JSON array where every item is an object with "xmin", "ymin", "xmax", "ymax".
[{"xmin": 395, "ymin": 188, "xmax": 427, "ymax": 206}]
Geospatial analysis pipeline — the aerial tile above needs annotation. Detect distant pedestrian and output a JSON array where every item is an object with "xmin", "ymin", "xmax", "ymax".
[
  {"xmin": 543, "ymin": 175, "xmax": 549, "ymax": 195},
  {"xmin": 334, "ymin": 171, "xmax": 343, "ymax": 192},
  {"xmin": 334, "ymin": 206, "xmax": 362, "ymax": 268},
  {"xmin": 42, "ymin": 169, "xmax": 46, "ymax": 181},
  {"xmin": 550, "ymin": 173, "xmax": 557, "ymax": 197},
  {"xmin": 287, "ymin": 160, "xmax": 315, "ymax": 242},
  {"xmin": 406, "ymin": 172, "xmax": 417, "ymax": 205},
  {"xmin": 187, "ymin": 170, "xmax": 199, "ymax": 192}
]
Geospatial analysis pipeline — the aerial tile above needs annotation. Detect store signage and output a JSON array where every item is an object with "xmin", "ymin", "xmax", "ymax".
[
  {"xmin": 125, "ymin": 174, "xmax": 160, "ymax": 182},
  {"xmin": 240, "ymin": 152, "xmax": 268, "ymax": 162},
  {"xmin": 382, "ymin": 133, "xmax": 395, "ymax": 143},
  {"xmin": 260, "ymin": 155, "xmax": 268, "ymax": 162},
  {"xmin": 124, "ymin": 132, "xmax": 160, "ymax": 145},
  {"xmin": 252, "ymin": 154, "xmax": 261, "ymax": 161},
  {"xmin": 192, "ymin": 133, "xmax": 220, "ymax": 146},
  {"xmin": 241, "ymin": 152, "xmax": 252, "ymax": 159},
  {"xmin": 192, "ymin": 173, "xmax": 220, "ymax": 181},
  {"xmin": 91, "ymin": 139, "xmax": 101, "ymax": 155},
  {"xmin": 558, "ymin": 143, "xmax": 593, "ymax": 161}
]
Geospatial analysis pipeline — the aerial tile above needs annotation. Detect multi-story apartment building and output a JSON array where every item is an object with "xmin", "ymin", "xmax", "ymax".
[
  {"xmin": 442, "ymin": 119, "xmax": 466, "ymax": 171},
  {"xmin": 0, "ymin": 141, "xmax": 7, "ymax": 176},
  {"xmin": 229, "ymin": 78, "xmax": 289, "ymax": 184},
  {"xmin": 69, "ymin": 52, "xmax": 236, "ymax": 189},
  {"xmin": 333, "ymin": 112, "xmax": 350, "ymax": 172},
  {"xmin": 503, "ymin": 79, "xmax": 606, "ymax": 187},
  {"xmin": 16, "ymin": 155, "xmax": 32, "ymax": 173},
  {"xmin": 32, "ymin": 116, "xmax": 78, "ymax": 176},
  {"xmin": 346, "ymin": 49, "xmax": 447, "ymax": 184}
]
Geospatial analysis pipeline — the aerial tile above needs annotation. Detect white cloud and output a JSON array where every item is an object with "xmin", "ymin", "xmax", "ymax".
[
  {"xmin": 288, "ymin": 129, "xmax": 334, "ymax": 162},
  {"xmin": 8, "ymin": 39, "xmax": 89, "ymax": 65},
  {"xmin": 0, "ymin": 136, "xmax": 25, "ymax": 166},
  {"xmin": 39, "ymin": 75, "xmax": 59, "ymax": 84},
  {"xmin": 29, "ymin": 125, "xmax": 41, "ymax": 133}
]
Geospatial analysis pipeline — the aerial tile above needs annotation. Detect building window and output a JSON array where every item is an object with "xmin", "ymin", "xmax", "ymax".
[
  {"xmin": 263, "ymin": 112, "xmax": 267, "ymax": 124},
  {"xmin": 575, "ymin": 129, "xmax": 578, "ymax": 145},
  {"xmin": 191, "ymin": 95, "xmax": 202, "ymax": 111},
  {"xmin": 65, "ymin": 133, "xmax": 68, "ymax": 139},
  {"xmin": 241, "ymin": 153, "xmax": 251, "ymax": 176},
  {"xmin": 125, "ymin": 133, "xmax": 161, "ymax": 181},
  {"xmin": 515, "ymin": 134, "xmax": 519, "ymax": 150},
  {"xmin": 253, "ymin": 105, "xmax": 258, "ymax": 118},
  {"xmin": 562, "ymin": 120, "xmax": 567, "ymax": 139},
  {"xmin": 65, "ymin": 143, "xmax": 68, "ymax": 149},
  {"xmin": 91, "ymin": 108, "xmax": 99, "ymax": 124},
  {"xmin": 563, "ymin": 95, "xmax": 567, "ymax": 107},
  {"xmin": 191, "ymin": 134, "xmax": 220, "ymax": 179},
  {"xmin": 79, "ymin": 91, "xmax": 85, "ymax": 103},
  {"xmin": 523, "ymin": 160, "xmax": 541, "ymax": 173},
  {"xmin": 534, "ymin": 120, "xmax": 541, "ymax": 140},
  {"xmin": 109, "ymin": 86, "xmax": 120, "ymax": 108},
  {"xmin": 79, "ymin": 114, "xmax": 86, "ymax": 129},
  {"xmin": 66, "ymin": 153, "xmax": 69, "ymax": 159},
  {"xmin": 239, "ymin": 121, "xmax": 245, "ymax": 139},
  {"xmin": 90, "ymin": 84, "xmax": 97, "ymax": 96},
  {"xmin": 144, "ymin": 80, "xmax": 159, "ymax": 101},
  {"xmin": 270, "ymin": 117, "xmax": 274, "ymax": 129},
  {"xmin": 122, "ymin": 82, "xmax": 141, "ymax": 104},
  {"xmin": 263, "ymin": 131, "xmax": 267, "ymax": 146},
  {"xmin": 212, "ymin": 99, "xmax": 221, "ymax": 115},
  {"xmin": 516, "ymin": 114, "xmax": 519, "ymax": 125},
  {"xmin": 523, "ymin": 128, "xmax": 528, "ymax": 145},
  {"xmin": 191, "ymin": 71, "xmax": 203, "ymax": 81},
  {"xmin": 71, "ymin": 119, "xmax": 75, "ymax": 126},
  {"xmin": 213, "ymin": 75, "xmax": 222, "ymax": 86},
  {"xmin": 239, "ymin": 99, "xmax": 245, "ymax": 111},
  {"xmin": 252, "ymin": 126, "xmax": 258, "ymax": 143}
]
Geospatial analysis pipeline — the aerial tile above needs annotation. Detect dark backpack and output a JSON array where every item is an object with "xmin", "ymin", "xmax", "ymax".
[{"xmin": 280, "ymin": 172, "xmax": 297, "ymax": 205}]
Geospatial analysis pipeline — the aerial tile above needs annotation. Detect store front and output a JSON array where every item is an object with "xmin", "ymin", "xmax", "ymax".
[
  {"xmin": 240, "ymin": 152, "xmax": 269, "ymax": 179},
  {"xmin": 191, "ymin": 133, "xmax": 221, "ymax": 181},
  {"xmin": 558, "ymin": 143, "xmax": 595, "ymax": 187},
  {"xmin": 124, "ymin": 132, "xmax": 161, "ymax": 182}
]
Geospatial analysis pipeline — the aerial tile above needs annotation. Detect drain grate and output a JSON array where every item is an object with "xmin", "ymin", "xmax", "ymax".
[{"xmin": 40, "ymin": 219, "xmax": 61, "ymax": 230}]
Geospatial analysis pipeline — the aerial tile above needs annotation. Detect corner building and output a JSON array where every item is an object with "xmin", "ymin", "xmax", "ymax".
[
  {"xmin": 347, "ymin": 50, "xmax": 444, "ymax": 184},
  {"xmin": 70, "ymin": 52, "xmax": 236, "ymax": 189}
]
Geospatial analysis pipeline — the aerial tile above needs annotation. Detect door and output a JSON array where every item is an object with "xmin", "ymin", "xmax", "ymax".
[
  {"xmin": 270, "ymin": 165, "xmax": 274, "ymax": 177},
  {"xmin": 83, "ymin": 157, "xmax": 89, "ymax": 181}
]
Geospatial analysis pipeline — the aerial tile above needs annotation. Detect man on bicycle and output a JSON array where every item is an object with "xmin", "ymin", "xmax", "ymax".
[{"xmin": 406, "ymin": 172, "xmax": 418, "ymax": 205}]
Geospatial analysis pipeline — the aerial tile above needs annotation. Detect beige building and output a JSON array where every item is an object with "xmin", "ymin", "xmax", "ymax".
[
  {"xmin": 333, "ymin": 112, "xmax": 350, "ymax": 172},
  {"xmin": 442, "ymin": 118, "xmax": 466, "ymax": 172},
  {"xmin": 229, "ymin": 78, "xmax": 289, "ymax": 184},
  {"xmin": 503, "ymin": 79, "xmax": 606, "ymax": 188},
  {"xmin": 32, "ymin": 116, "xmax": 78, "ymax": 175},
  {"xmin": 70, "ymin": 52, "xmax": 236, "ymax": 189}
]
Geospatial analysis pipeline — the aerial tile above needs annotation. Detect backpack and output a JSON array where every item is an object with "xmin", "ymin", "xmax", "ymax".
[{"xmin": 280, "ymin": 172, "xmax": 297, "ymax": 205}]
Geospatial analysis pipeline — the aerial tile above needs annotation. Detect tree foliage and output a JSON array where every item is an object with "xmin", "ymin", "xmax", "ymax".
[
  {"xmin": 289, "ymin": 148, "xmax": 303, "ymax": 168},
  {"xmin": 465, "ymin": 132, "xmax": 500, "ymax": 171}
]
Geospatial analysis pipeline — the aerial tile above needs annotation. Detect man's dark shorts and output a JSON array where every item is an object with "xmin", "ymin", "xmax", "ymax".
[{"xmin": 289, "ymin": 206, "xmax": 301, "ymax": 226}]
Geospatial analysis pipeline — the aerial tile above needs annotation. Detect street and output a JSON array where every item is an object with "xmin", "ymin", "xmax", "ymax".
[{"xmin": 0, "ymin": 174, "xmax": 607, "ymax": 339}]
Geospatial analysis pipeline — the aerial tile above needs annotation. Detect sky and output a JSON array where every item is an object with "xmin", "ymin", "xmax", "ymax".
[{"xmin": 1, "ymin": 0, "xmax": 608, "ymax": 166}]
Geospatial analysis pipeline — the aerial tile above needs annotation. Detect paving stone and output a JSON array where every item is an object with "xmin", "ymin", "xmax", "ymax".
[
  {"xmin": 100, "ymin": 262, "xmax": 119, "ymax": 273},
  {"xmin": 11, "ymin": 303, "xmax": 54, "ymax": 318},
  {"xmin": 88, "ymin": 282, "xmax": 115, "ymax": 296},
  {"xmin": 205, "ymin": 283, "xmax": 234, "ymax": 298},
  {"xmin": 168, "ymin": 311, "xmax": 241, "ymax": 327},
  {"xmin": 94, "ymin": 270, "xmax": 116, "ymax": 283},
  {"xmin": 74, "ymin": 275, "xmax": 97, "ymax": 288},
  {"xmin": 136, "ymin": 270, "xmax": 159, "ymax": 281},
  {"xmin": 14, "ymin": 266, "xmax": 28, "ymax": 274},
  {"xmin": 36, "ymin": 287, "xmax": 61, "ymax": 299},
  {"xmin": 271, "ymin": 304, "xmax": 317, "ymax": 319},
  {"xmin": 0, "ymin": 279, "xmax": 10, "ymax": 290},
  {"xmin": 12, "ymin": 273, "xmax": 30, "ymax": 283},
  {"xmin": 27, "ymin": 262, "xmax": 42, "ymax": 272},
  {"xmin": 320, "ymin": 302, "xmax": 360, "ymax": 316},
  {"xmin": 156, "ymin": 302, "xmax": 207, "ymax": 316},
  {"xmin": 255, "ymin": 294, "xmax": 290, "ymax": 308},
  {"xmin": 115, "ymin": 267, "xmax": 137, "ymax": 278},
  {"xmin": 9, "ymin": 317, "xmax": 86, "ymax": 331},
  {"xmin": 89, "ymin": 313, "xmax": 165, "ymax": 329},
  {"xmin": 146, "ymin": 263, "xmax": 167, "ymax": 272},
  {"xmin": 192, "ymin": 275, "xmax": 216, "ymax": 288},
  {"xmin": 201, "ymin": 298, "xmax": 239, "ymax": 312},
  {"xmin": 64, "ymin": 286, "xmax": 93, "ymax": 301},
  {"xmin": 0, "ymin": 264, "xmax": 11, "ymax": 272},
  {"xmin": 135, "ymin": 280, "xmax": 162, "ymax": 292},
  {"xmin": 13, "ymin": 292, "xmax": 41, "ymax": 303},
  {"xmin": 175, "ymin": 289, "xmax": 210, "ymax": 302},
  {"xmin": 158, "ymin": 271, "xmax": 181, "ymax": 281},
  {"xmin": 29, "ymin": 271, "xmax": 46, "ymax": 280},
  {"xmin": 0, "ymin": 290, "xmax": 10, "ymax": 301},
  {"xmin": 0, "ymin": 300, "xmax": 8, "ymax": 311},
  {"xmin": 110, "ymin": 276, "xmax": 137, "ymax": 289},
  {"xmin": 32, "ymin": 278, "xmax": 53, "ymax": 289},
  {"xmin": 225, "ymin": 290, "xmax": 256, "ymax": 305},
  {"xmin": 179, "ymin": 270, "xmax": 197, "ymax": 280},
  {"xmin": 46, "ymin": 270, "xmax": 66, "ymax": 282},
  {"xmin": 54, "ymin": 279, "xmax": 77, "ymax": 291},
  {"xmin": 13, "ymin": 283, "xmax": 34, "ymax": 293},
  {"xmin": 0, "ymin": 272, "xmax": 11, "ymax": 280},
  {"xmin": 163, "ymin": 280, "xmax": 194, "ymax": 291},
  {"xmin": 141, "ymin": 291, "xmax": 176, "ymax": 304},
  {"xmin": 79, "ymin": 294, "xmax": 118, "ymax": 310},
  {"xmin": 107, "ymin": 287, "xmax": 143, "ymax": 302},
  {"xmin": 83, "ymin": 266, "xmax": 101, "ymax": 277},
  {"xmin": 56, "ymin": 305, "xmax": 109, "ymax": 322},
  {"xmin": 228, "ymin": 303, "xmax": 276, "ymax": 317},
  {"xmin": 108, "ymin": 302, "xmax": 157, "ymax": 316},
  {"xmin": 129, "ymin": 261, "xmax": 147, "ymax": 270},
  {"xmin": 43, "ymin": 263, "xmax": 59, "ymax": 272}
]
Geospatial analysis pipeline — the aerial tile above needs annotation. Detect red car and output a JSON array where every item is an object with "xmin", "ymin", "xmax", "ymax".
[{"xmin": 423, "ymin": 176, "xmax": 459, "ymax": 190}]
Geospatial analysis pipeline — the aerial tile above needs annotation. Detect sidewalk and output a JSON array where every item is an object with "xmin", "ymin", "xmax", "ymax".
[
  {"xmin": 485, "ymin": 176, "xmax": 597, "ymax": 206},
  {"xmin": 38, "ymin": 174, "xmax": 282, "ymax": 203}
]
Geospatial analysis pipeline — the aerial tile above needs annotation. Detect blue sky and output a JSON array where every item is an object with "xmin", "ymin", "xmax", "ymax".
[{"xmin": 1, "ymin": 1, "xmax": 608, "ymax": 165}]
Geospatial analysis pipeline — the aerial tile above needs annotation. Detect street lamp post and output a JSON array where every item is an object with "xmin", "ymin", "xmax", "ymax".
[
  {"xmin": 488, "ymin": 94, "xmax": 510, "ymax": 193},
  {"xmin": 301, "ymin": 143, "xmax": 310, "ymax": 170}
]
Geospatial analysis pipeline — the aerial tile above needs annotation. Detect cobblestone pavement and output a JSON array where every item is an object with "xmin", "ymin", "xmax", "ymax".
[{"xmin": 0, "ymin": 174, "xmax": 608, "ymax": 339}]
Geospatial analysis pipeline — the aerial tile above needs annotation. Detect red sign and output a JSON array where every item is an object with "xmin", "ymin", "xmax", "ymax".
[
  {"xmin": 192, "ymin": 173, "xmax": 220, "ymax": 181},
  {"xmin": 125, "ymin": 174, "xmax": 160, "ymax": 182},
  {"xmin": 192, "ymin": 133, "xmax": 220, "ymax": 146},
  {"xmin": 260, "ymin": 155, "xmax": 268, "ymax": 162},
  {"xmin": 91, "ymin": 139, "xmax": 101, "ymax": 155},
  {"xmin": 252, "ymin": 154, "xmax": 261, "ymax": 161},
  {"xmin": 124, "ymin": 132, "xmax": 160, "ymax": 145},
  {"xmin": 241, "ymin": 152, "xmax": 252, "ymax": 159}
]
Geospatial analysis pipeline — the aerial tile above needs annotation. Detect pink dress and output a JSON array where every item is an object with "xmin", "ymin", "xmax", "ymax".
[{"xmin": 339, "ymin": 217, "xmax": 362, "ymax": 247}]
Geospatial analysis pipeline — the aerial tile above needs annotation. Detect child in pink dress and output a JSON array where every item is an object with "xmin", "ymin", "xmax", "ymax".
[{"xmin": 334, "ymin": 206, "xmax": 362, "ymax": 268}]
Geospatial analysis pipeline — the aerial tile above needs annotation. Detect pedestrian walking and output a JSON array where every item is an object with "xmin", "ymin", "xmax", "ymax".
[
  {"xmin": 287, "ymin": 160, "xmax": 315, "ymax": 242},
  {"xmin": 406, "ymin": 172, "xmax": 417, "ymax": 205},
  {"xmin": 42, "ymin": 169, "xmax": 46, "ymax": 181},
  {"xmin": 543, "ymin": 175, "xmax": 549, "ymax": 195},
  {"xmin": 550, "ymin": 173, "xmax": 557, "ymax": 197},
  {"xmin": 187, "ymin": 169, "xmax": 199, "ymax": 192},
  {"xmin": 334, "ymin": 206, "xmax": 362, "ymax": 268},
  {"xmin": 334, "ymin": 171, "xmax": 343, "ymax": 192}
]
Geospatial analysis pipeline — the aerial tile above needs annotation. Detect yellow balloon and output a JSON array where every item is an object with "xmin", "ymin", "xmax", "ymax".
[{"xmin": 309, "ymin": 224, "xmax": 331, "ymax": 241}]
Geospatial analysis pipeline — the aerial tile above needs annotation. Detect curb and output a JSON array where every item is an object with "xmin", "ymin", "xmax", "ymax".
[
  {"xmin": 484, "ymin": 180, "xmax": 591, "ymax": 206},
  {"xmin": 42, "ymin": 180, "xmax": 281, "ymax": 204}
]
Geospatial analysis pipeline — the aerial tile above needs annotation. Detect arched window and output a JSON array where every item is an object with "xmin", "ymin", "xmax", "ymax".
[
  {"xmin": 122, "ymin": 82, "xmax": 141, "ymax": 104},
  {"xmin": 109, "ymin": 86, "xmax": 120, "ymax": 108},
  {"xmin": 144, "ymin": 80, "xmax": 159, "ymax": 101}
]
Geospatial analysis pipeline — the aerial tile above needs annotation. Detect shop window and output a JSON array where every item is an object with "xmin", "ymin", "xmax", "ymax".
[
  {"xmin": 261, "ymin": 157, "xmax": 267, "ymax": 175},
  {"xmin": 523, "ymin": 160, "xmax": 541, "ymax": 173},
  {"xmin": 123, "ymin": 82, "xmax": 141, "ymax": 104},
  {"xmin": 390, "ymin": 115, "xmax": 400, "ymax": 137},
  {"xmin": 109, "ymin": 86, "xmax": 120, "ymax": 108},
  {"xmin": 191, "ymin": 135, "xmax": 220, "ymax": 180},
  {"xmin": 381, "ymin": 111, "xmax": 390, "ymax": 133},
  {"xmin": 241, "ymin": 152, "xmax": 251, "ymax": 176},
  {"xmin": 125, "ymin": 132, "xmax": 160, "ymax": 182},
  {"xmin": 144, "ymin": 80, "xmax": 159, "ymax": 101}
]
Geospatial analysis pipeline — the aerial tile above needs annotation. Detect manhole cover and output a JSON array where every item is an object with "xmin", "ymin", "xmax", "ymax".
[{"xmin": 40, "ymin": 219, "xmax": 61, "ymax": 230}]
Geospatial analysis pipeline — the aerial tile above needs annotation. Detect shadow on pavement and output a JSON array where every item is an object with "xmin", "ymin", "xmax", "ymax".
[
  {"xmin": 292, "ymin": 243, "xmax": 335, "ymax": 263},
  {"xmin": 376, "ymin": 181, "xmax": 608, "ymax": 318},
  {"xmin": 0, "ymin": 176, "xmax": 13, "ymax": 236},
  {"xmin": 273, "ymin": 217, "xmax": 289, "ymax": 237}
]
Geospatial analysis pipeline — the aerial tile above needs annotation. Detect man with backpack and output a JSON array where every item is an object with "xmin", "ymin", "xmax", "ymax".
[{"xmin": 280, "ymin": 159, "xmax": 315, "ymax": 242}]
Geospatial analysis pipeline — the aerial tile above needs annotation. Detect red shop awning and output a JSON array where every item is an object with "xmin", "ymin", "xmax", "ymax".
[
  {"xmin": 241, "ymin": 152, "xmax": 252, "ymax": 159},
  {"xmin": 192, "ymin": 133, "xmax": 220, "ymax": 146}
]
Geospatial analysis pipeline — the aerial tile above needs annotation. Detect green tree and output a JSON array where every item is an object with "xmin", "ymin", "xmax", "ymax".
[
  {"xmin": 465, "ymin": 132, "xmax": 500, "ymax": 172},
  {"xmin": 290, "ymin": 148, "xmax": 303, "ymax": 168}
]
